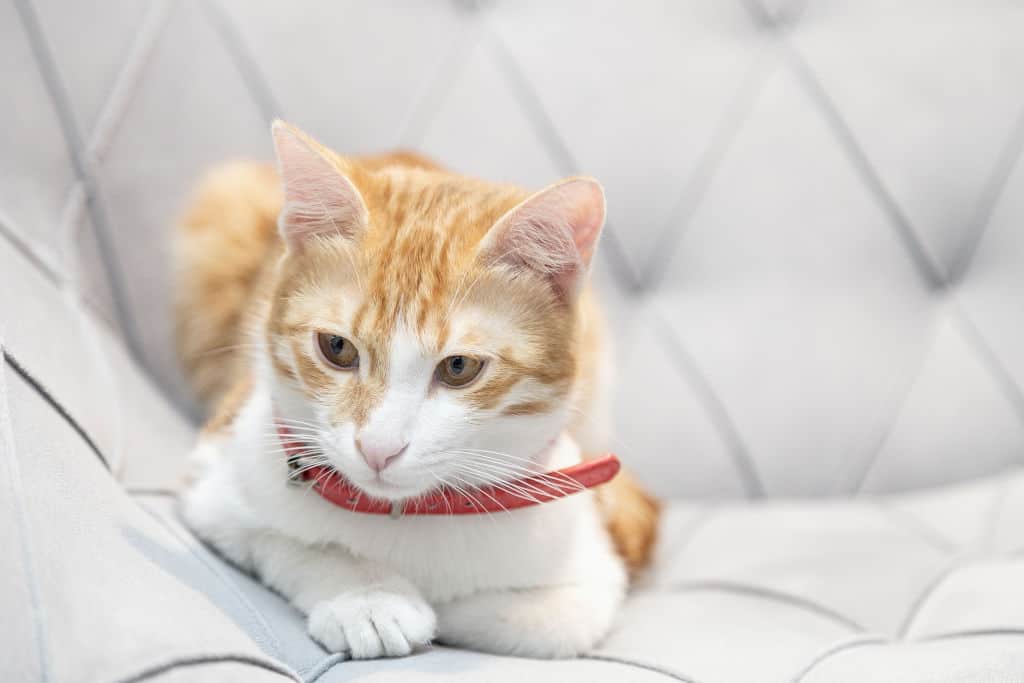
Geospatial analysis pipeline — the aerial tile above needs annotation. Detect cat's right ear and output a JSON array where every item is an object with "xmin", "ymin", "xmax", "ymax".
[{"xmin": 271, "ymin": 120, "xmax": 368, "ymax": 249}]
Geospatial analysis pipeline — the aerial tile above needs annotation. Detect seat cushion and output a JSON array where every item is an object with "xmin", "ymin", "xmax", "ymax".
[
  {"xmin": 4, "ymin": 215, "xmax": 1024, "ymax": 681},
  {"xmin": 6, "ymin": 336, "xmax": 1020, "ymax": 683},
  {"xmin": 609, "ymin": 471, "xmax": 1024, "ymax": 682},
  {"xmin": 135, "ymin": 477, "xmax": 1024, "ymax": 682}
]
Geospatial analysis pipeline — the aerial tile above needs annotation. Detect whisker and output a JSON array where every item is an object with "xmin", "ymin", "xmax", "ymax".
[
  {"xmin": 454, "ymin": 450, "xmax": 584, "ymax": 491},
  {"xmin": 453, "ymin": 446, "xmax": 554, "ymax": 465},
  {"xmin": 448, "ymin": 471, "xmax": 511, "ymax": 516},
  {"xmin": 288, "ymin": 459, "xmax": 332, "ymax": 478},
  {"xmin": 428, "ymin": 472, "xmax": 455, "ymax": 516},
  {"xmin": 263, "ymin": 447, "xmax": 322, "ymax": 460},
  {"xmin": 307, "ymin": 464, "xmax": 336, "ymax": 491},
  {"xmin": 257, "ymin": 429, "xmax": 324, "ymax": 438},
  {"xmin": 265, "ymin": 421, "xmax": 324, "ymax": 431},
  {"xmin": 449, "ymin": 450, "xmax": 577, "ymax": 485},
  {"xmin": 272, "ymin": 417, "xmax": 326, "ymax": 430},
  {"xmin": 258, "ymin": 434, "xmax": 323, "ymax": 444},
  {"xmin": 447, "ymin": 457, "xmax": 550, "ymax": 489},
  {"xmin": 445, "ymin": 474, "xmax": 497, "ymax": 524},
  {"xmin": 448, "ymin": 450, "xmax": 547, "ymax": 473},
  {"xmin": 449, "ymin": 463, "xmax": 549, "ymax": 504},
  {"xmin": 452, "ymin": 456, "xmax": 589, "ymax": 499}
]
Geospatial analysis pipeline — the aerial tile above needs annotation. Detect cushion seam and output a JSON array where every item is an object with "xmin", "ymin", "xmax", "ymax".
[
  {"xmin": 897, "ymin": 560, "xmax": 965, "ymax": 638},
  {"xmin": 0, "ymin": 211, "xmax": 62, "ymax": 286},
  {"xmin": 652, "ymin": 580, "xmax": 866, "ymax": 633},
  {"xmin": 764, "ymin": 6, "xmax": 945, "ymax": 288},
  {"xmin": 790, "ymin": 635, "xmax": 889, "ymax": 683},
  {"xmin": 298, "ymin": 654, "xmax": 346, "ymax": 683},
  {"xmin": 88, "ymin": 1, "xmax": 173, "ymax": 163},
  {"xmin": 135, "ymin": 498, "xmax": 291, "ymax": 666},
  {"xmin": 200, "ymin": 0, "xmax": 281, "ymax": 121},
  {"xmin": 11, "ymin": 0, "xmax": 143, "ymax": 356},
  {"xmin": 791, "ymin": 631, "xmax": 1024, "ymax": 682},
  {"xmin": 651, "ymin": 313, "xmax": 764, "ymax": 497},
  {"xmin": 300, "ymin": 651, "xmax": 705, "ymax": 683},
  {"xmin": 582, "ymin": 652, "xmax": 705, "ymax": 683},
  {"xmin": 923, "ymin": 628, "xmax": 1024, "ymax": 641},
  {"xmin": 874, "ymin": 501, "xmax": 961, "ymax": 555},
  {"xmin": 113, "ymin": 653, "xmax": 299, "ymax": 683},
  {"xmin": 0, "ymin": 341, "xmax": 52, "ymax": 681},
  {"xmin": 0, "ymin": 210, "xmax": 126, "ymax": 336},
  {"xmin": 2, "ymin": 348, "xmax": 108, "ymax": 468}
]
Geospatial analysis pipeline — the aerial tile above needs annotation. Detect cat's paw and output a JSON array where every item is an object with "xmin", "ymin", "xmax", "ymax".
[{"xmin": 308, "ymin": 589, "xmax": 437, "ymax": 658}]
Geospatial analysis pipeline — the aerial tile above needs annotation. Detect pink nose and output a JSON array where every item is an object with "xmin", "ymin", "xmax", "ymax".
[{"xmin": 355, "ymin": 438, "xmax": 408, "ymax": 472}]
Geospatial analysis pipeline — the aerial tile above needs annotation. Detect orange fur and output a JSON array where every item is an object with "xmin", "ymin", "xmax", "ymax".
[{"xmin": 175, "ymin": 138, "xmax": 659, "ymax": 574}]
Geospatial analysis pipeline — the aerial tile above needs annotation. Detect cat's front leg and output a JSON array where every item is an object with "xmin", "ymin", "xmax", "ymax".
[
  {"xmin": 435, "ymin": 577, "xmax": 625, "ymax": 658},
  {"xmin": 182, "ymin": 438, "xmax": 435, "ymax": 659},
  {"xmin": 243, "ymin": 531, "xmax": 437, "ymax": 659}
]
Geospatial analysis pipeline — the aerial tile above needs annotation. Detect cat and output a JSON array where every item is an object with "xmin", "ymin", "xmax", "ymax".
[{"xmin": 175, "ymin": 121, "xmax": 660, "ymax": 659}]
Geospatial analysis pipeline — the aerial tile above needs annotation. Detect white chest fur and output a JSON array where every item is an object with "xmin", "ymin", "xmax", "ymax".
[{"xmin": 181, "ymin": 385, "xmax": 624, "ymax": 606}]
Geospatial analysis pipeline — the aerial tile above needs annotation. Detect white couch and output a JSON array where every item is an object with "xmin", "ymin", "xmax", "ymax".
[{"xmin": 3, "ymin": 1, "xmax": 1024, "ymax": 680}]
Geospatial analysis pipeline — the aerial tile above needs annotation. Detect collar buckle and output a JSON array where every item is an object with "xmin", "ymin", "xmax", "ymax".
[{"xmin": 286, "ymin": 455, "xmax": 305, "ymax": 487}]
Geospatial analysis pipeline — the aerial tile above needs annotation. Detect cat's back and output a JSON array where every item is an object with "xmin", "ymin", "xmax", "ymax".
[{"xmin": 175, "ymin": 160, "xmax": 282, "ymax": 406}]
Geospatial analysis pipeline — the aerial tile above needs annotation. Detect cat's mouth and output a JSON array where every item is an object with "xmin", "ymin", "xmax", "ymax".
[
  {"xmin": 289, "ymin": 455, "xmax": 415, "ymax": 499},
  {"xmin": 282, "ymin": 436, "xmax": 433, "ymax": 501}
]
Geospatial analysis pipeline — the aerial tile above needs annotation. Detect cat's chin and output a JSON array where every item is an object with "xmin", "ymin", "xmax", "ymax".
[{"xmin": 342, "ymin": 473, "xmax": 437, "ymax": 503}]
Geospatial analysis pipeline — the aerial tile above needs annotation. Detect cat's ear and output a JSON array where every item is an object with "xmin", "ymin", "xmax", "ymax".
[
  {"xmin": 480, "ymin": 177, "xmax": 605, "ymax": 300},
  {"xmin": 271, "ymin": 120, "xmax": 368, "ymax": 249}
]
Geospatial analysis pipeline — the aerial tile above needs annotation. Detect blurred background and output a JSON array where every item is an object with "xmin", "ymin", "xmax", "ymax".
[{"xmin": 4, "ymin": 0, "xmax": 1024, "ymax": 501}]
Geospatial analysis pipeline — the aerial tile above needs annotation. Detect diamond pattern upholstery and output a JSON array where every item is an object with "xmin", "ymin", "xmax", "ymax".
[{"xmin": 3, "ymin": 0, "xmax": 1024, "ymax": 680}]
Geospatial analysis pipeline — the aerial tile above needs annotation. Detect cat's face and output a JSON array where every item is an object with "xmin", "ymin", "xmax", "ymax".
[{"xmin": 264, "ymin": 122, "xmax": 604, "ymax": 501}]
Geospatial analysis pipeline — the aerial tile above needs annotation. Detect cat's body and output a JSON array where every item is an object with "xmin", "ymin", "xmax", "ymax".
[{"xmin": 175, "ymin": 123, "xmax": 659, "ymax": 659}]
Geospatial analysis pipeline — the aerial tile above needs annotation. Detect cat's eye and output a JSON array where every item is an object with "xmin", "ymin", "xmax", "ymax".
[
  {"xmin": 316, "ymin": 332, "xmax": 359, "ymax": 370},
  {"xmin": 436, "ymin": 355, "xmax": 484, "ymax": 388}
]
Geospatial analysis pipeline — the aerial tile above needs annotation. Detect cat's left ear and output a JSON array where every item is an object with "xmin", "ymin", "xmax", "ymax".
[
  {"xmin": 480, "ymin": 177, "xmax": 605, "ymax": 300},
  {"xmin": 271, "ymin": 120, "xmax": 368, "ymax": 249}
]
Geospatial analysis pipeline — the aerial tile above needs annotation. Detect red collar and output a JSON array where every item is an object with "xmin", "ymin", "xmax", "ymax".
[{"xmin": 278, "ymin": 425, "xmax": 620, "ymax": 517}]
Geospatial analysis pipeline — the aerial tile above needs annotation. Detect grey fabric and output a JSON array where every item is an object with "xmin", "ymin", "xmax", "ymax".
[
  {"xmin": 8, "ymin": 0, "xmax": 1024, "ymax": 497},
  {"xmin": 0, "ymin": 233, "xmax": 192, "ymax": 489},
  {"xmin": 0, "ymin": 361, "xmax": 294, "ymax": 682},
  {"xmin": 145, "ymin": 662, "xmax": 296, "ymax": 683},
  {"xmin": 4, "ymin": 0, "xmax": 1024, "ymax": 680},
  {"xmin": 128, "ymin": 478, "xmax": 1024, "ymax": 682},
  {"xmin": 0, "ymin": 0, "xmax": 75, "ymax": 269},
  {"xmin": 798, "ymin": 637, "xmax": 1024, "ymax": 683}
]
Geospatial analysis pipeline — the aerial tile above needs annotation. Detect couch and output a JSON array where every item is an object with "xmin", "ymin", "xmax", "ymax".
[{"xmin": 4, "ymin": 1, "xmax": 1024, "ymax": 680}]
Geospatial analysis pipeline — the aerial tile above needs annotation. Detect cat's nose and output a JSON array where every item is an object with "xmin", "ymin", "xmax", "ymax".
[{"xmin": 355, "ymin": 437, "xmax": 408, "ymax": 473}]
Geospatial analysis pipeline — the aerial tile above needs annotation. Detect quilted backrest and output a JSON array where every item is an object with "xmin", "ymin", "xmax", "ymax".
[{"xmin": 4, "ymin": 0, "xmax": 1024, "ymax": 500}]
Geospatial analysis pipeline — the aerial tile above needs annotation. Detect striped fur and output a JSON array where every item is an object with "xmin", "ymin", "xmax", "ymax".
[{"xmin": 175, "ymin": 123, "xmax": 658, "ymax": 574}]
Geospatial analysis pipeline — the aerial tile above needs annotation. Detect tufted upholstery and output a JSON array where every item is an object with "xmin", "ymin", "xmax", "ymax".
[{"xmin": 3, "ymin": 0, "xmax": 1024, "ymax": 680}]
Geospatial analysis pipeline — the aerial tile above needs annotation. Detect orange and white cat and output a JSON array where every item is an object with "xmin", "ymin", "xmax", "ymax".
[{"xmin": 175, "ymin": 121, "xmax": 659, "ymax": 659}]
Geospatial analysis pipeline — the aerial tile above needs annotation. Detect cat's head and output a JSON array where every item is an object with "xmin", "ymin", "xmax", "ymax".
[{"xmin": 263, "ymin": 122, "xmax": 605, "ymax": 501}]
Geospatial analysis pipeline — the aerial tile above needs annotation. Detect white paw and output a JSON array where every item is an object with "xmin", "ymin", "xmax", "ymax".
[{"xmin": 308, "ymin": 589, "xmax": 437, "ymax": 658}]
